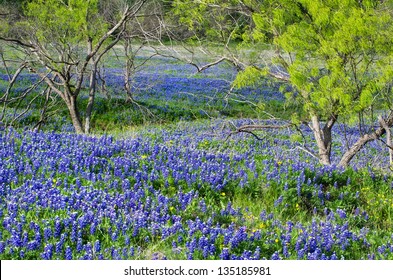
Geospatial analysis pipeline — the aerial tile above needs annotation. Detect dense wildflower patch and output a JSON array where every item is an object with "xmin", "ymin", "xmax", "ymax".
[{"xmin": 1, "ymin": 120, "xmax": 393, "ymax": 260}]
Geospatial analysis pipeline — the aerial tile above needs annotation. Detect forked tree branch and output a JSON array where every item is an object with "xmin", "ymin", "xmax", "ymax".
[
  {"xmin": 339, "ymin": 111, "xmax": 393, "ymax": 167},
  {"xmin": 226, "ymin": 120, "xmax": 319, "ymax": 159},
  {"xmin": 225, "ymin": 122, "xmax": 292, "ymax": 141}
]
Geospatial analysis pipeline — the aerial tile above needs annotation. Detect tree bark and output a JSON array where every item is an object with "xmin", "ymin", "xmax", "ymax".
[
  {"xmin": 124, "ymin": 38, "xmax": 134, "ymax": 102},
  {"xmin": 310, "ymin": 115, "xmax": 335, "ymax": 165},
  {"xmin": 338, "ymin": 111, "xmax": 393, "ymax": 167},
  {"xmin": 84, "ymin": 38, "xmax": 97, "ymax": 134},
  {"xmin": 378, "ymin": 116, "xmax": 393, "ymax": 166},
  {"xmin": 66, "ymin": 95, "xmax": 84, "ymax": 134},
  {"xmin": 84, "ymin": 66, "xmax": 96, "ymax": 134}
]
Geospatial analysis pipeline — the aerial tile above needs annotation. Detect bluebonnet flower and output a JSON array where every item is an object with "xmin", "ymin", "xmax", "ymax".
[
  {"xmin": 76, "ymin": 238, "xmax": 83, "ymax": 253},
  {"xmin": 297, "ymin": 249, "xmax": 305, "ymax": 259},
  {"xmin": 202, "ymin": 246, "xmax": 209, "ymax": 258},
  {"xmin": 336, "ymin": 209, "xmax": 347, "ymax": 219},
  {"xmin": 274, "ymin": 195, "xmax": 283, "ymax": 207},
  {"xmin": 90, "ymin": 222, "xmax": 97, "ymax": 235},
  {"xmin": 297, "ymin": 183, "xmax": 302, "ymax": 197},
  {"xmin": 208, "ymin": 244, "xmax": 216, "ymax": 255},
  {"xmin": 26, "ymin": 241, "xmax": 38, "ymax": 251},
  {"xmin": 230, "ymin": 226, "xmax": 247, "ymax": 248},
  {"xmin": 241, "ymin": 250, "xmax": 253, "ymax": 260},
  {"xmin": 220, "ymin": 248, "xmax": 230, "ymax": 260},
  {"xmin": 34, "ymin": 229, "xmax": 42, "ymax": 247},
  {"xmin": 129, "ymin": 247, "xmax": 135, "ymax": 257},
  {"xmin": 94, "ymin": 240, "xmax": 101, "ymax": 253},
  {"xmin": 41, "ymin": 244, "xmax": 54, "ymax": 260},
  {"xmin": 10, "ymin": 229, "xmax": 22, "ymax": 248},
  {"xmin": 65, "ymin": 246, "xmax": 73, "ymax": 260},
  {"xmin": 111, "ymin": 232, "xmax": 118, "ymax": 242},
  {"xmin": 55, "ymin": 240, "xmax": 63, "ymax": 255},
  {"xmin": 54, "ymin": 218, "xmax": 61, "ymax": 238},
  {"xmin": 378, "ymin": 245, "xmax": 386, "ymax": 255},
  {"xmin": 21, "ymin": 231, "xmax": 29, "ymax": 247},
  {"xmin": 71, "ymin": 222, "xmax": 78, "ymax": 242},
  {"xmin": 84, "ymin": 242, "xmax": 93, "ymax": 256},
  {"xmin": 252, "ymin": 247, "xmax": 261, "ymax": 260},
  {"xmin": 0, "ymin": 241, "xmax": 5, "ymax": 254},
  {"xmin": 199, "ymin": 199, "xmax": 207, "ymax": 212},
  {"xmin": 368, "ymin": 253, "xmax": 375, "ymax": 260},
  {"xmin": 271, "ymin": 251, "xmax": 281, "ymax": 260},
  {"xmin": 44, "ymin": 227, "xmax": 52, "ymax": 241}
]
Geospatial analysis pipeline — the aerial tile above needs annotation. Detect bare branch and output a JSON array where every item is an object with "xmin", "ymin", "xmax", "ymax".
[
  {"xmin": 294, "ymin": 145, "xmax": 319, "ymax": 160},
  {"xmin": 191, "ymin": 57, "xmax": 227, "ymax": 73},
  {"xmin": 0, "ymin": 50, "xmax": 12, "ymax": 81},
  {"xmin": 236, "ymin": 123, "xmax": 292, "ymax": 131},
  {"xmin": 0, "ymin": 37, "xmax": 34, "ymax": 49},
  {"xmin": 226, "ymin": 122, "xmax": 292, "ymax": 141}
]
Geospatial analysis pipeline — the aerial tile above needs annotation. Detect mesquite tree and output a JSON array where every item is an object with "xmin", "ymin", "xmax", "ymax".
[
  {"xmin": 175, "ymin": 0, "xmax": 393, "ymax": 167},
  {"xmin": 0, "ymin": 0, "xmax": 147, "ymax": 133}
]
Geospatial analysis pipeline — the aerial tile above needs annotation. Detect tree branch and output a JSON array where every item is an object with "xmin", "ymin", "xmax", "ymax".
[
  {"xmin": 226, "ymin": 122, "xmax": 292, "ymax": 141},
  {"xmin": 0, "ymin": 37, "xmax": 34, "ymax": 49},
  {"xmin": 378, "ymin": 115, "xmax": 393, "ymax": 165},
  {"xmin": 339, "ymin": 111, "xmax": 393, "ymax": 167}
]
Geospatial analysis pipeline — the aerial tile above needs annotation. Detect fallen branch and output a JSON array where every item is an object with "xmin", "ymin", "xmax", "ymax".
[
  {"xmin": 235, "ymin": 123, "xmax": 292, "ymax": 131},
  {"xmin": 226, "ymin": 122, "xmax": 292, "ymax": 141},
  {"xmin": 294, "ymin": 145, "xmax": 319, "ymax": 160}
]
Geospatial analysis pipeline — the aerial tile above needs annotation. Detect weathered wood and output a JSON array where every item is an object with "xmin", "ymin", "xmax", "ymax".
[
  {"xmin": 339, "ymin": 111, "xmax": 393, "ymax": 167},
  {"xmin": 378, "ymin": 116, "xmax": 392, "ymax": 165}
]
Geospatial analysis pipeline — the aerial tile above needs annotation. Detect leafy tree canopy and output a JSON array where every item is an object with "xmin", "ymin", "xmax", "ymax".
[
  {"xmin": 174, "ymin": 0, "xmax": 393, "ymax": 166},
  {"xmin": 23, "ymin": 0, "xmax": 107, "ymax": 44},
  {"xmin": 234, "ymin": 0, "xmax": 393, "ymax": 117}
]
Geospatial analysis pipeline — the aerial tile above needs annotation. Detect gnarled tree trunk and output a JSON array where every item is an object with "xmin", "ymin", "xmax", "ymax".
[
  {"xmin": 66, "ymin": 95, "xmax": 84, "ymax": 134},
  {"xmin": 84, "ymin": 68, "xmax": 96, "ymax": 134},
  {"xmin": 338, "ymin": 111, "xmax": 393, "ymax": 167},
  {"xmin": 310, "ymin": 114, "xmax": 337, "ymax": 166},
  {"xmin": 84, "ymin": 38, "xmax": 97, "ymax": 134}
]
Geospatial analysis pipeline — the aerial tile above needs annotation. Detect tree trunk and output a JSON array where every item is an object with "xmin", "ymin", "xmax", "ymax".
[
  {"xmin": 338, "ymin": 112, "xmax": 393, "ymax": 167},
  {"xmin": 378, "ymin": 116, "xmax": 393, "ymax": 166},
  {"xmin": 310, "ymin": 115, "xmax": 334, "ymax": 165},
  {"xmin": 124, "ymin": 38, "xmax": 134, "ymax": 102},
  {"xmin": 66, "ymin": 95, "xmax": 84, "ymax": 134},
  {"xmin": 85, "ymin": 61, "xmax": 97, "ymax": 134}
]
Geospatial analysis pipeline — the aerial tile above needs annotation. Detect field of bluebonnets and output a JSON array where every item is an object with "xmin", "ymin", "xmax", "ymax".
[{"xmin": 1, "ymin": 54, "xmax": 393, "ymax": 260}]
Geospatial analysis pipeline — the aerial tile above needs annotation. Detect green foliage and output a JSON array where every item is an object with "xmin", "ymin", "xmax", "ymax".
[
  {"xmin": 24, "ymin": 0, "xmax": 107, "ymax": 44},
  {"xmin": 172, "ymin": 0, "xmax": 251, "ymax": 44},
  {"xmin": 0, "ymin": 18, "xmax": 10, "ymax": 35},
  {"xmin": 171, "ymin": 1, "xmax": 393, "ymax": 128},
  {"xmin": 248, "ymin": 0, "xmax": 393, "ymax": 118},
  {"xmin": 232, "ymin": 66, "xmax": 266, "ymax": 88}
]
